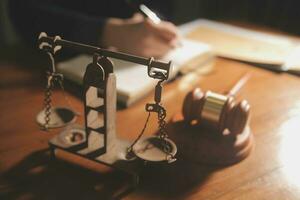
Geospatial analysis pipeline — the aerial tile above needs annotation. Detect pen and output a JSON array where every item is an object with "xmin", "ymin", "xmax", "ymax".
[
  {"xmin": 126, "ymin": 1, "xmax": 183, "ymax": 46},
  {"xmin": 138, "ymin": 4, "xmax": 183, "ymax": 47},
  {"xmin": 138, "ymin": 4, "xmax": 161, "ymax": 24},
  {"xmin": 125, "ymin": 1, "xmax": 161, "ymax": 24}
]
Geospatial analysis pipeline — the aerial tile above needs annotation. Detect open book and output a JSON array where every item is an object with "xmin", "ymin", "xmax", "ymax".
[
  {"xmin": 57, "ymin": 39, "xmax": 213, "ymax": 106},
  {"xmin": 183, "ymin": 19, "xmax": 300, "ymax": 73}
]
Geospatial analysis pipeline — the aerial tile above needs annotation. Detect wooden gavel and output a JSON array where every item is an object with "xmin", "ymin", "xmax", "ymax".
[{"xmin": 182, "ymin": 74, "xmax": 251, "ymax": 135}]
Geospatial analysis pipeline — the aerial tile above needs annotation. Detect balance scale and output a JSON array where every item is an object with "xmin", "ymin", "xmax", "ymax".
[{"xmin": 37, "ymin": 32, "xmax": 178, "ymax": 187}]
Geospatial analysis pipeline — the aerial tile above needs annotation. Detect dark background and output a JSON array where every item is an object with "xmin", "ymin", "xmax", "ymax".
[{"xmin": 1, "ymin": 0, "xmax": 300, "ymax": 47}]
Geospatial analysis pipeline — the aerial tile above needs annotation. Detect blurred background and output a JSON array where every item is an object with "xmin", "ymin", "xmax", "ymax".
[{"xmin": 1, "ymin": 0, "xmax": 300, "ymax": 47}]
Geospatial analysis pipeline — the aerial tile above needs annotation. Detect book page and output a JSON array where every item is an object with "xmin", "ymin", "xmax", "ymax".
[
  {"xmin": 283, "ymin": 45, "xmax": 300, "ymax": 73},
  {"xmin": 163, "ymin": 39, "xmax": 212, "ymax": 75},
  {"xmin": 186, "ymin": 19, "xmax": 297, "ymax": 66}
]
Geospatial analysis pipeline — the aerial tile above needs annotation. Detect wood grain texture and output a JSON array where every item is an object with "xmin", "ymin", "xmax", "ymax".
[{"xmin": 1, "ymin": 53, "xmax": 300, "ymax": 199}]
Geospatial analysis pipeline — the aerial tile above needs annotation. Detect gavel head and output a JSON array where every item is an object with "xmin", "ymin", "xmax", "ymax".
[{"xmin": 182, "ymin": 88, "xmax": 250, "ymax": 135}]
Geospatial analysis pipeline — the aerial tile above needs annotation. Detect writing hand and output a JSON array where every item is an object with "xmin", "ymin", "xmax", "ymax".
[{"xmin": 101, "ymin": 13, "xmax": 179, "ymax": 58}]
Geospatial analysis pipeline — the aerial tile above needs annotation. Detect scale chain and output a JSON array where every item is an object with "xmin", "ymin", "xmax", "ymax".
[
  {"xmin": 157, "ymin": 105, "xmax": 176, "ymax": 163},
  {"xmin": 42, "ymin": 72, "xmax": 64, "ymax": 130},
  {"xmin": 126, "ymin": 74, "xmax": 176, "ymax": 163},
  {"xmin": 43, "ymin": 73, "xmax": 54, "ymax": 130}
]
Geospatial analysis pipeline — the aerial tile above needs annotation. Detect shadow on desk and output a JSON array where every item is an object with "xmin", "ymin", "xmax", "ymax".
[
  {"xmin": 0, "ymin": 149, "xmax": 134, "ymax": 200},
  {"xmin": 138, "ymin": 160, "xmax": 219, "ymax": 199},
  {"xmin": 0, "ymin": 145, "xmax": 227, "ymax": 199}
]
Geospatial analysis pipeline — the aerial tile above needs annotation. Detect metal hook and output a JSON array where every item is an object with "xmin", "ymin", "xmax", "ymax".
[{"xmin": 148, "ymin": 57, "xmax": 154, "ymax": 67}]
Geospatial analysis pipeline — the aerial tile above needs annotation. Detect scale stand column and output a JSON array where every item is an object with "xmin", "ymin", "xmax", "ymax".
[{"xmin": 49, "ymin": 55, "xmax": 142, "ymax": 185}]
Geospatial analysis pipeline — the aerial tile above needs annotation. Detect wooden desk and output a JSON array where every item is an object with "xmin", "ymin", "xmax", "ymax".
[{"xmin": 1, "ymin": 54, "xmax": 300, "ymax": 199}]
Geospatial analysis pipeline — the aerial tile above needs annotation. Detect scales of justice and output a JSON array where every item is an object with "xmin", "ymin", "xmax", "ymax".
[{"xmin": 36, "ymin": 32, "xmax": 178, "ymax": 185}]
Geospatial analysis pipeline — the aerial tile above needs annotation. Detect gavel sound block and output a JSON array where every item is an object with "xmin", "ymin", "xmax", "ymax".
[{"xmin": 169, "ymin": 88, "xmax": 254, "ymax": 165}]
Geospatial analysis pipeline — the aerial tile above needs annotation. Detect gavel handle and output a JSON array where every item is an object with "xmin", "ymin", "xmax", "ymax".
[{"xmin": 227, "ymin": 73, "xmax": 251, "ymax": 97}]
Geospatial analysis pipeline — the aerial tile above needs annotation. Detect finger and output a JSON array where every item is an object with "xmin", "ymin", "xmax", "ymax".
[
  {"xmin": 169, "ymin": 38, "xmax": 181, "ymax": 49},
  {"xmin": 145, "ymin": 20, "xmax": 178, "ymax": 42},
  {"xmin": 143, "ymin": 36, "xmax": 175, "ymax": 58},
  {"xmin": 150, "ymin": 29, "xmax": 179, "ymax": 50},
  {"xmin": 132, "ymin": 13, "xmax": 144, "ymax": 21},
  {"xmin": 124, "ymin": 13, "xmax": 144, "ymax": 24}
]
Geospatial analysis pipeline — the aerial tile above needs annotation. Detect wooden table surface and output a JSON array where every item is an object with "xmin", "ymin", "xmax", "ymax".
[{"xmin": 1, "ymin": 48, "xmax": 300, "ymax": 199}]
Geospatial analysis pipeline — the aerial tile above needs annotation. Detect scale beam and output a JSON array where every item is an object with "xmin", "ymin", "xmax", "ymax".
[{"xmin": 38, "ymin": 32, "xmax": 172, "ymax": 80}]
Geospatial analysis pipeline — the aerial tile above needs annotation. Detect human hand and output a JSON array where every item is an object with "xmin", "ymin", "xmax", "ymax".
[{"xmin": 101, "ymin": 14, "xmax": 179, "ymax": 58}]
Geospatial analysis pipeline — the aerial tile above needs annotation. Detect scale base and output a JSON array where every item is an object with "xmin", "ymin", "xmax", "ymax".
[
  {"xmin": 169, "ymin": 114, "xmax": 254, "ymax": 165},
  {"xmin": 48, "ymin": 127, "xmax": 142, "ymax": 187}
]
